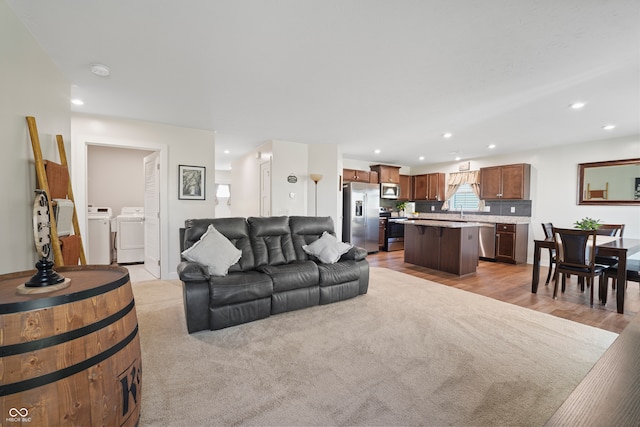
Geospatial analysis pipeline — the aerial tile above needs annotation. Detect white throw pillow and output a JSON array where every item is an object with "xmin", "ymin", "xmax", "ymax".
[
  {"xmin": 181, "ymin": 224, "xmax": 242, "ymax": 276},
  {"xmin": 303, "ymin": 231, "xmax": 353, "ymax": 264}
]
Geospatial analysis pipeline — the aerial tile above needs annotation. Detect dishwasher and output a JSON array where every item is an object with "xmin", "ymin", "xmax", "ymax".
[{"xmin": 478, "ymin": 222, "xmax": 497, "ymax": 260}]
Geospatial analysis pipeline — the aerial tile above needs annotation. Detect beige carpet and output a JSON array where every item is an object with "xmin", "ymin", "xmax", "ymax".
[{"xmin": 133, "ymin": 267, "xmax": 617, "ymax": 427}]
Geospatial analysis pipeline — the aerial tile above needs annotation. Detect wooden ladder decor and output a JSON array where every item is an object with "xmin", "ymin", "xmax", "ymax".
[{"xmin": 26, "ymin": 116, "xmax": 87, "ymax": 266}]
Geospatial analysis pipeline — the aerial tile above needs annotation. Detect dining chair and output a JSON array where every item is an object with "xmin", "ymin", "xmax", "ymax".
[
  {"xmin": 541, "ymin": 223, "xmax": 557, "ymax": 285},
  {"xmin": 601, "ymin": 259, "xmax": 640, "ymax": 305},
  {"xmin": 552, "ymin": 227, "xmax": 607, "ymax": 307},
  {"xmin": 595, "ymin": 224, "xmax": 625, "ymax": 283},
  {"xmin": 595, "ymin": 224, "xmax": 625, "ymax": 237}
]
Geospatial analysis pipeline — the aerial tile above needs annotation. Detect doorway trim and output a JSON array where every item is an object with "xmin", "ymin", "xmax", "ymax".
[{"xmin": 72, "ymin": 134, "xmax": 170, "ymax": 279}]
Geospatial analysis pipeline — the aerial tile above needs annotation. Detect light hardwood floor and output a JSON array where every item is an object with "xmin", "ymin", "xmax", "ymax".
[{"xmin": 368, "ymin": 250, "xmax": 640, "ymax": 334}]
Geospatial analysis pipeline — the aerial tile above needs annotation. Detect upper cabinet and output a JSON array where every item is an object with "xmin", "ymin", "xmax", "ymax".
[
  {"xmin": 369, "ymin": 165, "xmax": 400, "ymax": 184},
  {"xmin": 480, "ymin": 163, "xmax": 530, "ymax": 200},
  {"xmin": 413, "ymin": 173, "xmax": 445, "ymax": 201},
  {"xmin": 343, "ymin": 168, "xmax": 377, "ymax": 183}
]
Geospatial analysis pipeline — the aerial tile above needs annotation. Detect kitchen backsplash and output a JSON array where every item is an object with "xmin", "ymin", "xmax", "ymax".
[{"xmin": 381, "ymin": 199, "xmax": 532, "ymax": 217}]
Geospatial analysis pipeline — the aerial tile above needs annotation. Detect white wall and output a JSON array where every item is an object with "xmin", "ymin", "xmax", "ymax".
[
  {"xmin": 271, "ymin": 140, "xmax": 309, "ymax": 216},
  {"xmin": 309, "ymin": 143, "xmax": 343, "ymax": 235},
  {"xmin": 72, "ymin": 114, "xmax": 216, "ymax": 280},
  {"xmin": 229, "ymin": 140, "xmax": 343, "ymax": 237},
  {"xmin": 87, "ymin": 145, "xmax": 154, "ymax": 215},
  {"xmin": 0, "ymin": 0, "xmax": 70, "ymax": 274},
  {"xmin": 408, "ymin": 135, "xmax": 640, "ymax": 263}
]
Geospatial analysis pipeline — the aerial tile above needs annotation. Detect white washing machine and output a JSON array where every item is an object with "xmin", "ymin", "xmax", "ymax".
[
  {"xmin": 116, "ymin": 207, "xmax": 145, "ymax": 264},
  {"xmin": 87, "ymin": 207, "xmax": 113, "ymax": 265}
]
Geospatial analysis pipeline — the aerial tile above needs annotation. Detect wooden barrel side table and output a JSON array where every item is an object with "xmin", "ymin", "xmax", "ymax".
[{"xmin": 0, "ymin": 265, "xmax": 141, "ymax": 427}]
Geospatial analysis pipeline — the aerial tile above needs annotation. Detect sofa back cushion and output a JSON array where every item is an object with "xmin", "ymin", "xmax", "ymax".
[
  {"xmin": 248, "ymin": 216, "xmax": 296, "ymax": 266},
  {"xmin": 289, "ymin": 216, "xmax": 336, "ymax": 260},
  {"xmin": 183, "ymin": 218, "xmax": 255, "ymax": 272}
]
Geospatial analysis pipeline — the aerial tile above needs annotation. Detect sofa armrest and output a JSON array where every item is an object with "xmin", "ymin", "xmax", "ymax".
[
  {"xmin": 182, "ymin": 280, "xmax": 210, "ymax": 333},
  {"xmin": 177, "ymin": 260, "xmax": 210, "ymax": 282},
  {"xmin": 339, "ymin": 246, "xmax": 368, "ymax": 262}
]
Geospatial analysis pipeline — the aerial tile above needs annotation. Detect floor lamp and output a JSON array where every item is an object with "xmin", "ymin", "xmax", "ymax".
[{"xmin": 310, "ymin": 173, "xmax": 323, "ymax": 216}]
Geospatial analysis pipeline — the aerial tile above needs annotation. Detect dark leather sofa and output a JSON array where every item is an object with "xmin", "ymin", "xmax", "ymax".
[{"xmin": 177, "ymin": 216, "xmax": 369, "ymax": 333}]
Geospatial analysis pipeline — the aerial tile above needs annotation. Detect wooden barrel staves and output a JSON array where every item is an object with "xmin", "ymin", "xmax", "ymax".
[{"xmin": 0, "ymin": 266, "xmax": 141, "ymax": 426}]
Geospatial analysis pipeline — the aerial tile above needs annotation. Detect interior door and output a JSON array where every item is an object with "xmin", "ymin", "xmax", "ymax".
[
  {"xmin": 143, "ymin": 151, "xmax": 161, "ymax": 278},
  {"xmin": 260, "ymin": 161, "xmax": 271, "ymax": 217}
]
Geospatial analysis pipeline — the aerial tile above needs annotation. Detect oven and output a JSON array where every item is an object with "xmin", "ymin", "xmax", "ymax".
[
  {"xmin": 386, "ymin": 219, "xmax": 406, "ymax": 251},
  {"xmin": 380, "ymin": 211, "xmax": 406, "ymax": 251}
]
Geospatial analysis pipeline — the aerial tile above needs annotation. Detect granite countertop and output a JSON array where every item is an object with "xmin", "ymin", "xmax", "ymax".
[
  {"xmin": 404, "ymin": 219, "xmax": 485, "ymax": 228},
  {"xmin": 410, "ymin": 213, "xmax": 530, "ymax": 225}
]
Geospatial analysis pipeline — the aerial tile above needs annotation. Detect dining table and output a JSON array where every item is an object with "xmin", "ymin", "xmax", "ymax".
[{"xmin": 531, "ymin": 236, "xmax": 640, "ymax": 314}]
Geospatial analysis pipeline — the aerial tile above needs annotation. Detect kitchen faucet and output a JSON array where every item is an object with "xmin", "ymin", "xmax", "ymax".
[{"xmin": 458, "ymin": 205, "xmax": 464, "ymax": 219}]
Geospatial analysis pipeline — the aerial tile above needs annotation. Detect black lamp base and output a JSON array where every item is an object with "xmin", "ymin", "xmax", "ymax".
[{"xmin": 25, "ymin": 257, "xmax": 65, "ymax": 287}]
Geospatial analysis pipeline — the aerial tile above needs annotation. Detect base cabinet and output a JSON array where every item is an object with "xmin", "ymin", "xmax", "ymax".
[
  {"xmin": 496, "ymin": 223, "xmax": 529, "ymax": 264},
  {"xmin": 378, "ymin": 219, "xmax": 386, "ymax": 248}
]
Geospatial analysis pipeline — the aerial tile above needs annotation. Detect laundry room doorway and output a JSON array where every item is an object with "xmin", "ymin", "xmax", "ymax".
[{"xmin": 82, "ymin": 142, "xmax": 165, "ymax": 279}]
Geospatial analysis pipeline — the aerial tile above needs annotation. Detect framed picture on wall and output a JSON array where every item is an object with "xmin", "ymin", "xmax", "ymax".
[{"xmin": 179, "ymin": 165, "xmax": 206, "ymax": 200}]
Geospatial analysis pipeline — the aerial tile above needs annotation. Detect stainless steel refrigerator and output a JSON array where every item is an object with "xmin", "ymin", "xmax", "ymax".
[{"xmin": 342, "ymin": 182, "xmax": 380, "ymax": 253}]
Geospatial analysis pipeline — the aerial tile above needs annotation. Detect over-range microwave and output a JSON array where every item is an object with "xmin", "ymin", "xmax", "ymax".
[{"xmin": 380, "ymin": 183, "xmax": 400, "ymax": 199}]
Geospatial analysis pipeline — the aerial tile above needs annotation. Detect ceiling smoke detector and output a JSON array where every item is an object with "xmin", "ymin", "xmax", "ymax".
[{"xmin": 91, "ymin": 63, "xmax": 111, "ymax": 77}]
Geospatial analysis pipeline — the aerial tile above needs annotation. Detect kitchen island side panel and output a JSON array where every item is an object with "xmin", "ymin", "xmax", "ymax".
[{"xmin": 404, "ymin": 222, "xmax": 479, "ymax": 276}]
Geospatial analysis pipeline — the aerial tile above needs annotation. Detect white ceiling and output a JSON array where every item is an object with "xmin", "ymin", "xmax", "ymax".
[{"xmin": 8, "ymin": 0, "xmax": 640, "ymax": 170}]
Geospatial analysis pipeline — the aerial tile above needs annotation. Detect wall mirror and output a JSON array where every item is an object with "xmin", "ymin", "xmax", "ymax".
[{"xmin": 578, "ymin": 158, "xmax": 640, "ymax": 205}]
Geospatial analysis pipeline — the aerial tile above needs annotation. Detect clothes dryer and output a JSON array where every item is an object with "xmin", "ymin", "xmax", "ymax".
[
  {"xmin": 116, "ymin": 207, "xmax": 145, "ymax": 264},
  {"xmin": 87, "ymin": 207, "xmax": 113, "ymax": 264}
]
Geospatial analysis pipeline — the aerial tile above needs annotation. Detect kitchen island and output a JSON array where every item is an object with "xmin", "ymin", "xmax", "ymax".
[{"xmin": 404, "ymin": 220, "xmax": 480, "ymax": 276}]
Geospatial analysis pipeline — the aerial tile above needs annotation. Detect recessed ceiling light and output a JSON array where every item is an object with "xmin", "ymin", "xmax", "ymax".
[
  {"xmin": 454, "ymin": 156, "xmax": 461, "ymax": 161},
  {"xmin": 374, "ymin": 149, "xmax": 381, "ymax": 154},
  {"xmin": 602, "ymin": 124, "xmax": 616, "ymax": 131},
  {"xmin": 71, "ymin": 99, "xmax": 84, "ymax": 106},
  {"xmin": 91, "ymin": 63, "xmax": 111, "ymax": 77},
  {"xmin": 570, "ymin": 102, "xmax": 585, "ymax": 110},
  {"xmin": 223, "ymin": 150, "xmax": 230, "ymax": 154},
  {"xmin": 443, "ymin": 132, "xmax": 453, "ymax": 139},
  {"xmin": 419, "ymin": 156, "xmax": 425, "ymax": 161},
  {"xmin": 488, "ymin": 144, "xmax": 496, "ymax": 149}
]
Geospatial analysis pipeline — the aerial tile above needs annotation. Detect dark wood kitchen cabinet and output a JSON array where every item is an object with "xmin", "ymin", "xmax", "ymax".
[
  {"xmin": 404, "ymin": 223, "xmax": 479, "ymax": 276},
  {"xmin": 370, "ymin": 165, "xmax": 400, "ymax": 184},
  {"xmin": 399, "ymin": 174, "xmax": 412, "ymax": 200},
  {"xmin": 495, "ymin": 223, "xmax": 529, "ymax": 264},
  {"xmin": 378, "ymin": 218, "xmax": 386, "ymax": 248},
  {"xmin": 480, "ymin": 163, "xmax": 530, "ymax": 200},
  {"xmin": 343, "ymin": 168, "xmax": 372, "ymax": 183},
  {"xmin": 412, "ymin": 173, "xmax": 445, "ymax": 201}
]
